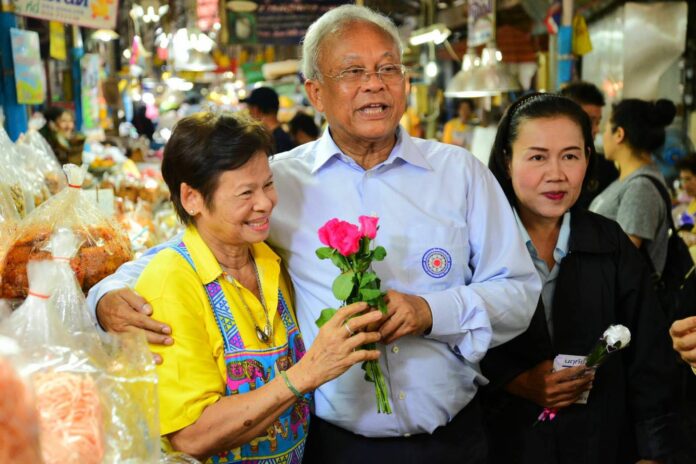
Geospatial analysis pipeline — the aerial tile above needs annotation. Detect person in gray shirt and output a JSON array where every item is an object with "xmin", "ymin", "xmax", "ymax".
[{"xmin": 590, "ymin": 98, "xmax": 677, "ymax": 273}]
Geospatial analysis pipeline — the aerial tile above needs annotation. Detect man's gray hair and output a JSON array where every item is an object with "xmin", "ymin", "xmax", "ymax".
[{"xmin": 301, "ymin": 4, "xmax": 403, "ymax": 81}]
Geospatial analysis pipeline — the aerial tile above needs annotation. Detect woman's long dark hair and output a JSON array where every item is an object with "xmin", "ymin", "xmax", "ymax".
[{"xmin": 488, "ymin": 93, "xmax": 596, "ymax": 210}]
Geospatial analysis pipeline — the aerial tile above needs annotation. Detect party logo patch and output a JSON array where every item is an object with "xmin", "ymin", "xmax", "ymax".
[{"xmin": 422, "ymin": 248, "xmax": 452, "ymax": 278}]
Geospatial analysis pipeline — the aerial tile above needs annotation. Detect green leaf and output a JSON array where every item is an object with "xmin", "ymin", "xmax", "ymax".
[
  {"xmin": 360, "ymin": 272, "xmax": 378, "ymax": 287},
  {"xmin": 329, "ymin": 252, "xmax": 350, "ymax": 272},
  {"xmin": 332, "ymin": 271, "xmax": 356, "ymax": 301},
  {"xmin": 377, "ymin": 298, "xmax": 388, "ymax": 314},
  {"xmin": 315, "ymin": 247, "xmax": 334, "ymax": 260},
  {"xmin": 360, "ymin": 288, "xmax": 382, "ymax": 301},
  {"xmin": 315, "ymin": 308, "xmax": 337, "ymax": 327},
  {"xmin": 372, "ymin": 246, "xmax": 387, "ymax": 261}
]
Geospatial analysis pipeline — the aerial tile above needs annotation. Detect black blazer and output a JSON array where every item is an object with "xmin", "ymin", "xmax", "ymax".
[{"xmin": 481, "ymin": 209, "xmax": 677, "ymax": 464}]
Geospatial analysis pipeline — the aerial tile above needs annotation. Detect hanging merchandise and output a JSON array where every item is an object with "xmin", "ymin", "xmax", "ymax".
[
  {"xmin": 0, "ymin": 164, "xmax": 132, "ymax": 299},
  {"xmin": 572, "ymin": 14, "xmax": 592, "ymax": 56},
  {"xmin": 467, "ymin": 0, "xmax": 495, "ymax": 47},
  {"xmin": 49, "ymin": 21, "xmax": 67, "ymax": 61},
  {"xmin": 10, "ymin": 29, "xmax": 46, "ymax": 105},
  {"xmin": 14, "ymin": 0, "xmax": 119, "ymax": 30},
  {"xmin": 81, "ymin": 54, "xmax": 101, "ymax": 130}
]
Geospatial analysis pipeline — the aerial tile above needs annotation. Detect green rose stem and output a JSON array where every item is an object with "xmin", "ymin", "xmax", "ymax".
[{"xmin": 316, "ymin": 234, "xmax": 392, "ymax": 414}]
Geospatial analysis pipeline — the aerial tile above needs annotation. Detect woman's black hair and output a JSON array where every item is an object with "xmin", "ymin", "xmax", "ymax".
[
  {"xmin": 43, "ymin": 106, "xmax": 70, "ymax": 123},
  {"xmin": 161, "ymin": 112, "xmax": 273, "ymax": 225},
  {"xmin": 488, "ymin": 93, "xmax": 596, "ymax": 209},
  {"xmin": 609, "ymin": 98, "xmax": 676, "ymax": 154}
]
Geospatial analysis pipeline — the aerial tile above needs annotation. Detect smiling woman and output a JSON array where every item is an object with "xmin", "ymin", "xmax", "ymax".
[{"xmin": 131, "ymin": 112, "xmax": 382, "ymax": 463}]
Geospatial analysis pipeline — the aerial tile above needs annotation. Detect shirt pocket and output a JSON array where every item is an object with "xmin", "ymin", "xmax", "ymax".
[{"xmin": 389, "ymin": 225, "xmax": 469, "ymax": 293}]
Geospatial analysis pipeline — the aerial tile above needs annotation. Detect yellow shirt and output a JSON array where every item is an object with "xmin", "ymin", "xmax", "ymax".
[
  {"xmin": 135, "ymin": 226, "xmax": 296, "ymax": 437},
  {"xmin": 442, "ymin": 118, "xmax": 473, "ymax": 149}
]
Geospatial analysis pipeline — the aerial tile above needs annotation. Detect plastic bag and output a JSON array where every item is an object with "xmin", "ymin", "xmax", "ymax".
[
  {"xmin": 47, "ymin": 228, "xmax": 159, "ymax": 463},
  {"xmin": 0, "ymin": 334, "xmax": 43, "ymax": 463},
  {"xmin": 159, "ymin": 452, "xmax": 202, "ymax": 463},
  {"xmin": 3, "ymin": 257, "xmax": 160, "ymax": 463},
  {"xmin": 18, "ymin": 126, "xmax": 67, "ymax": 195},
  {"xmin": 2, "ymin": 260, "xmax": 106, "ymax": 464},
  {"xmin": 0, "ymin": 164, "xmax": 132, "ymax": 298},
  {"xmin": 0, "ymin": 127, "xmax": 34, "ymax": 217}
]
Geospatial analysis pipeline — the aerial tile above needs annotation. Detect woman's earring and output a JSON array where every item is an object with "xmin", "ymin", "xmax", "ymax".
[{"xmin": 189, "ymin": 210, "xmax": 196, "ymax": 215}]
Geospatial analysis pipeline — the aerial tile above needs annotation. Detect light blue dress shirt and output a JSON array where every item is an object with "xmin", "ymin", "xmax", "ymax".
[
  {"xmin": 88, "ymin": 127, "xmax": 540, "ymax": 437},
  {"xmin": 514, "ymin": 210, "xmax": 571, "ymax": 340}
]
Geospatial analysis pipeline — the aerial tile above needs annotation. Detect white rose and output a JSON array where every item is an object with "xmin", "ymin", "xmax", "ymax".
[{"xmin": 603, "ymin": 324, "xmax": 631, "ymax": 348}]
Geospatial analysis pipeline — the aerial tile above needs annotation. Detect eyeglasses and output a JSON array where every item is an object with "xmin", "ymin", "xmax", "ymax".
[{"xmin": 324, "ymin": 64, "xmax": 407, "ymax": 85}]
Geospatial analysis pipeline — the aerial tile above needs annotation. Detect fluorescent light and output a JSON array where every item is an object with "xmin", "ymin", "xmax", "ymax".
[{"xmin": 409, "ymin": 23, "xmax": 451, "ymax": 46}]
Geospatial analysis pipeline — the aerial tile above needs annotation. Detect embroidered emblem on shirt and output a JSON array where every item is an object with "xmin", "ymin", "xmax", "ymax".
[{"xmin": 422, "ymin": 248, "xmax": 452, "ymax": 278}]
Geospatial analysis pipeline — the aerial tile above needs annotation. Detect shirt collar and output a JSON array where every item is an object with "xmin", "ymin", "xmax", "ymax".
[
  {"xmin": 182, "ymin": 225, "xmax": 281, "ymax": 285},
  {"xmin": 514, "ymin": 210, "xmax": 571, "ymax": 263},
  {"xmin": 311, "ymin": 125, "xmax": 432, "ymax": 174}
]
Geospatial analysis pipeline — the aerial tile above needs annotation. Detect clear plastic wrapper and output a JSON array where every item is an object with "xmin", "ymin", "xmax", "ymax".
[
  {"xmin": 45, "ymin": 228, "xmax": 160, "ymax": 463},
  {"xmin": 0, "ymin": 126, "xmax": 34, "ymax": 218},
  {"xmin": 159, "ymin": 452, "xmax": 202, "ymax": 463},
  {"xmin": 3, "ymin": 255, "xmax": 160, "ymax": 463},
  {"xmin": 0, "ymin": 164, "xmax": 132, "ymax": 299},
  {"xmin": 18, "ymin": 122, "xmax": 67, "ymax": 195},
  {"xmin": 2, "ymin": 260, "xmax": 104, "ymax": 464},
  {"xmin": 14, "ymin": 142, "xmax": 52, "ymax": 207},
  {"xmin": 0, "ymin": 334, "xmax": 43, "ymax": 463}
]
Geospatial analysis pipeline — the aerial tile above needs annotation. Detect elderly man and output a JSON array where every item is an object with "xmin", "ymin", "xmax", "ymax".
[{"xmin": 88, "ymin": 5, "xmax": 540, "ymax": 463}]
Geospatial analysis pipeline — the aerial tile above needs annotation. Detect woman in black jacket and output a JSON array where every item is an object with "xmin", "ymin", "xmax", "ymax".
[{"xmin": 483, "ymin": 93, "xmax": 677, "ymax": 463}]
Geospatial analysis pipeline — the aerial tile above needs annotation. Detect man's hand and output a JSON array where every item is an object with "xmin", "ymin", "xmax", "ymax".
[
  {"xmin": 97, "ymin": 288, "xmax": 172, "ymax": 363},
  {"xmin": 378, "ymin": 290, "xmax": 433, "ymax": 344},
  {"xmin": 505, "ymin": 360, "xmax": 594, "ymax": 409},
  {"xmin": 670, "ymin": 316, "xmax": 696, "ymax": 367}
]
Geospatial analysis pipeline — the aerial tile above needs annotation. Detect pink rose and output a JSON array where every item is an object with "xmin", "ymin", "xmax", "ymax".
[
  {"xmin": 358, "ymin": 215, "xmax": 379, "ymax": 239},
  {"xmin": 318, "ymin": 218, "xmax": 362, "ymax": 256}
]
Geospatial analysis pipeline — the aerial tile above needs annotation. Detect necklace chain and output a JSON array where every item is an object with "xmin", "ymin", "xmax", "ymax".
[{"xmin": 222, "ymin": 257, "xmax": 273, "ymax": 344}]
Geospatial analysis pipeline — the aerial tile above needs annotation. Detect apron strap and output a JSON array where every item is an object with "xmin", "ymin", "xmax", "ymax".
[{"xmin": 170, "ymin": 241, "xmax": 244, "ymax": 352}]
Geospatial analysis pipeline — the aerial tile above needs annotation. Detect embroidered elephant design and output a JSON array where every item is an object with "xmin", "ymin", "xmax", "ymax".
[
  {"xmin": 289, "ymin": 400, "xmax": 310, "ymax": 440},
  {"xmin": 226, "ymin": 359, "xmax": 270, "ymax": 394},
  {"xmin": 249, "ymin": 419, "xmax": 287, "ymax": 453}
]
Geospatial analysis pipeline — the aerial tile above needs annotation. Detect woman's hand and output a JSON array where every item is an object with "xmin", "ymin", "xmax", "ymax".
[
  {"xmin": 505, "ymin": 360, "xmax": 594, "ymax": 409},
  {"xmin": 289, "ymin": 302, "xmax": 383, "ymax": 392}
]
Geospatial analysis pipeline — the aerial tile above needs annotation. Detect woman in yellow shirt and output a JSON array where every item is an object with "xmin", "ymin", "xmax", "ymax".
[{"xmin": 135, "ymin": 113, "xmax": 382, "ymax": 463}]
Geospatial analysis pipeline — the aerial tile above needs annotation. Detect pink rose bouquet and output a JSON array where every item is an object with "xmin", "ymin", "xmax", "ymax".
[{"xmin": 315, "ymin": 215, "xmax": 391, "ymax": 414}]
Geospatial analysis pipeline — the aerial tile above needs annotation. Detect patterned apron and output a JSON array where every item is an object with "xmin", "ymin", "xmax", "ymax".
[{"xmin": 171, "ymin": 242, "xmax": 310, "ymax": 464}]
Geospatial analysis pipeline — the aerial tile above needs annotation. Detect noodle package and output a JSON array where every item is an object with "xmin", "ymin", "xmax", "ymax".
[
  {"xmin": 0, "ymin": 334, "xmax": 43, "ymax": 463},
  {"xmin": 2, "ymin": 260, "xmax": 106, "ymax": 464},
  {"xmin": 0, "ymin": 164, "xmax": 132, "ymax": 299},
  {"xmin": 48, "ymin": 228, "xmax": 160, "ymax": 463}
]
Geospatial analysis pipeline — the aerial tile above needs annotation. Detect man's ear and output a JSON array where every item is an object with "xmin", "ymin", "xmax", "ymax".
[
  {"xmin": 614, "ymin": 126, "xmax": 625, "ymax": 144},
  {"xmin": 305, "ymin": 78, "xmax": 324, "ymax": 113}
]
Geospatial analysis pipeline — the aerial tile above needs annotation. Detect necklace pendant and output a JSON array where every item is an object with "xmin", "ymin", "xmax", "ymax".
[{"xmin": 256, "ymin": 326, "xmax": 271, "ymax": 343}]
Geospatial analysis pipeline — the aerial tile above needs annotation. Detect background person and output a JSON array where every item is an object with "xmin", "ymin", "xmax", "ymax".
[
  {"xmin": 288, "ymin": 112, "xmax": 320, "ymax": 146},
  {"xmin": 559, "ymin": 81, "xmax": 619, "ymax": 209},
  {"xmin": 40, "ymin": 106, "xmax": 85, "ymax": 165},
  {"xmin": 589, "ymin": 98, "xmax": 677, "ymax": 274},
  {"xmin": 442, "ymin": 99, "xmax": 475, "ymax": 150},
  {"xmin": 483, "ymin": 93, "xmax": 676, "ymax": 464},
  {"xmin": 241, "ymin": 87, "xmax": 294, "ymax": 154}
]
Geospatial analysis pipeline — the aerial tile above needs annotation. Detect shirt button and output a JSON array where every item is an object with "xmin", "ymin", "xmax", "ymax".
[
  {"xmin": 391, "ymin": 346, "xmax": 399, "ymax": 354},
  {"xmin": 398, "ymin": 391, "xmax": 406, "ymax": 400}
]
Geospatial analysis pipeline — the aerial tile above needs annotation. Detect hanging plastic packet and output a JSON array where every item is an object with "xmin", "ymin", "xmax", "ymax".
[
  {"xmin": 47, "ymin": 227, "xmax": 159, "ymax": 462},
  {"xmin": 22, "ymin": 115, "xmax": 67, "ymax": 195},
  {"xmin": 0, "ymin": 334, "xmax": 43, "ymax": 463},
  {"xmin": 0, "ymin": 164, "xmax": 132, "ymax": 299},
  {"xmin": 2, "ymin": 260, "xmax": 106, "ymax": 464},
  {"xmin": 0, "ymin": 126, "xmax": 34, "ymax": 218}
]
